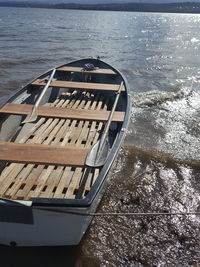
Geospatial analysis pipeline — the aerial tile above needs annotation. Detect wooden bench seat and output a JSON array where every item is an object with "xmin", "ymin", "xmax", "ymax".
[
  {"xmin": 32, "ymin": 80, "xmax": 125, "ymax": 92},
  {"xmin": 0, "ymin": 103, "xmax": 125, "ymax": 122},
  {"xmin": 0, "ymin": 142, "xmax": 88, "ymax": 167},
  {"xmin": 57, "ymin": 66, "xmax": 116, "ymax": 75}
]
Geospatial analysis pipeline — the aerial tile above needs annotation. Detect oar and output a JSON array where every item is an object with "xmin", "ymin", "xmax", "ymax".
[
  {"xmin": 22, "ymin": 68, "xmax": 56, "ymax": 124},
  {"xmin": 86, "ymin": 81, "xmax": 124, "ymax": 167}
]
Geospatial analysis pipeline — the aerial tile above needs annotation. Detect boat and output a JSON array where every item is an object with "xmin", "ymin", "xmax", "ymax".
[{"xmin": 0, "ymin": 58, "xmax": 131, "ymax": 246}]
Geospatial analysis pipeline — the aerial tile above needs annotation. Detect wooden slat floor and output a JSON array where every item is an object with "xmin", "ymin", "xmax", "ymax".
[{"xmin": 0, "ymin": 89, "xmax": 109, "ymax": 200}]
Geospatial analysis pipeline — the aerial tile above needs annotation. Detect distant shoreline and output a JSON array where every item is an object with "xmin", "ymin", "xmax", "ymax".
[{"xmin": 1, "ymin": 2, "xmax": 200, "ymax": 14}]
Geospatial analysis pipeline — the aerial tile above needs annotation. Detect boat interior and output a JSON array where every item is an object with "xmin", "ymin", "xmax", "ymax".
[{"xmin": 0, "ymin": 60, "xmax": 126, "ymax": 201}]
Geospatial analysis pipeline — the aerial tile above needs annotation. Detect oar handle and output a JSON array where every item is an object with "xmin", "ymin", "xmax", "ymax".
[
  {"xmin": 103, "ymin": 81, "xmax": 124, "ymax": 135},
  {"xmin": 35, "ymin": 68, "xmax": 56, "ymax": 108}
]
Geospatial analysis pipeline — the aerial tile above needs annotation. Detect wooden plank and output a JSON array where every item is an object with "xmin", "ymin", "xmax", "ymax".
[
  {"xmin": 53, "ymin": 167, "xmax": 72, "ymax": 198},
  {"xmin": 65, "ymin": 168, "xmax": 83, "ymax": 198},
  {"xmin": 28, "ymin": 166, "xmax": 57, "ymax": 199},
  {"xmin": 0, "ymin": 103, "xmax": 125, "ymax": 122},
  {"xmin": 9, "ymin": 118, "xmax": 66, "ymax": 199},
  {"xmin": 0, "ymin": 143, "xmax": 88, "ymax": 167},
  {"xmin": 28, "ymin": 166, "xmax": 63, "ymax": 199},
  {"xmin": 31, "ymin": 79, "xmax": 124, "ymax": 92},
  {"xmin": 57, "ymin": 66, "xmax": 116, "ymax": 75}
]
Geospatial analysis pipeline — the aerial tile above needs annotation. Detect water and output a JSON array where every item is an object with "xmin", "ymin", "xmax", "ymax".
[{"xmin": 0, "ymin": 6, "xmax": 200, "ymax": 266}]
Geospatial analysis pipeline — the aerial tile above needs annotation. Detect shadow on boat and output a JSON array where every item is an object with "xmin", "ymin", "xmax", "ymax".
[{"xmin": 0, "ymin": 244, "xmax": 79, "ymax": 267}]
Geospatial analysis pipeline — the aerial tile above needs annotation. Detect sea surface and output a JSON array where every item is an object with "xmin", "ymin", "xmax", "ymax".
[{"xmin": 0, "ymin": 6, "xmax": 200, "ymax": 267}]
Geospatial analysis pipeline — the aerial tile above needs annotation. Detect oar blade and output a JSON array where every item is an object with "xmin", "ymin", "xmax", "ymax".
[
  {"xmin": 21, "ymin": 107, "xmax": 38, "ymax": 124},
  {"xmin": 86, "ymin": 139, "xmax": 109, "ymax": 167}
]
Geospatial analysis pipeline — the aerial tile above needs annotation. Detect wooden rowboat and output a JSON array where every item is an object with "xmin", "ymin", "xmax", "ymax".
[{"xmin": 0, "ymin": 58, "xmax": 131, "ymax": 246}]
